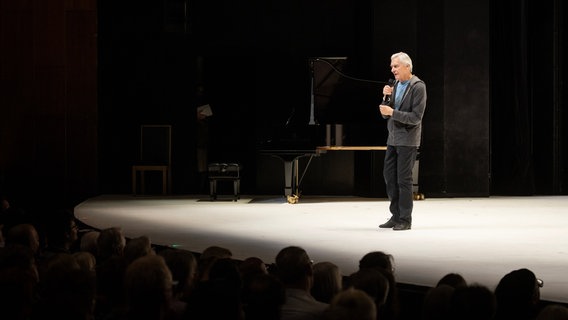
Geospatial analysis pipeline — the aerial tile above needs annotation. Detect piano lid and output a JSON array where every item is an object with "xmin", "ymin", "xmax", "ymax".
[
  {"xmin": 311, "ymin": 57, "xmax": 384, "ymax": 125},
  {"xmin": 258, "ymin": 56, "xmax": 388, "ymax": 151}
]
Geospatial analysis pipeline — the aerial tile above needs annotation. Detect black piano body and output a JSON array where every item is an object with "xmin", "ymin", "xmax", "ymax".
[
  {"xmin": 258, "ymin": 124, "xmax": 323, "ymax": 202},
  {"xmin": 257, "ymin": 57, "xmax": 389, "ymax": 202}
]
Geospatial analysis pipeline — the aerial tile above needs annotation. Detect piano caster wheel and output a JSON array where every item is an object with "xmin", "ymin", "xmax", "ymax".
[
  {"xmin": 413, "ymin": 193, "xmax": 425, "ymax": 200},
  {"xmin": 287, "ymin": 194, "xmax": 299, "ymax": 204}
]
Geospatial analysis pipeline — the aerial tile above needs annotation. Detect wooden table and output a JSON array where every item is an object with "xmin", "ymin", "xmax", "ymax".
[{"xmin": 316, "ymin": 146, "xmax": 387, "ymax": 153}]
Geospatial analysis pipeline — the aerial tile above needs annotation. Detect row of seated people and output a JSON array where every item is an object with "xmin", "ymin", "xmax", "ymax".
[{"xmin": 1, "ymin": 197, "xmax": 568, "ymax": 320}]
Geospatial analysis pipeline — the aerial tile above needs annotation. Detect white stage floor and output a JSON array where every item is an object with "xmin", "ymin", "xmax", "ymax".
[{"xmin": 74, "ymin": 194, "xmax": 568, "ymax": 303}]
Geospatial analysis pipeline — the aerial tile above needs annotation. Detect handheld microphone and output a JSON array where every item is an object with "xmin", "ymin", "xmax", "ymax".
[{"xmin": 382, "ymin": 79, "xmax": 396, "ymax": 104}]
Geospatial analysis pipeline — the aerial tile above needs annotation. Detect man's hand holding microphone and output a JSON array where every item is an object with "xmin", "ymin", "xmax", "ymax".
[{"xmin": 379, "ymin": 80, "xmax": 395, "ymax": 117}]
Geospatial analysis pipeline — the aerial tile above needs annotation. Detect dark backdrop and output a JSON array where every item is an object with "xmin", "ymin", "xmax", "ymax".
[
  {"xmin": 491, "ymin": 0, "xmax": 567, "ymax": 195},
  {"xmin": 0, "ymin": 0, "xmax": 566, "ymax": 211}
]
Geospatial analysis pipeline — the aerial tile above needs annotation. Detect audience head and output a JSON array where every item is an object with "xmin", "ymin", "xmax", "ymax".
[
  {"xmin": 359, "ymin": 251, "xmax": 395, "ymax": 274},
  {"xmin": 79, "ymin": 230, "xmax": 100, "ymax": 256},
  {"xmin": 239, "ymin": 256, "xmax": 268, "ymax": 279},
  {"xmin": 200, "ymin": 245, "xmax": 232, "ymax": 260},
  {"xmin": 450, "ymin": 284, "xmax": 496, "ymax": 320},
  {"xmin": 188, "ymin": 257, "xmax": 245, "ymax": 320},
  {"xmin": 322, "ymin": 287, "xmax": 377, "ymax": 320},
  {"xmin": 96, "ymin": 226, "xmax": 126, "ymax": 262},
  {"xmin": 197, "ymin": 245, "xmax": 232, "ymax": 281},
  {"xmin": 311, "ymin": 261, "xmax": 343, "ymax": 303},
  {"xmin": 159, "ymin": 248, "xmax": 198, "ymax": 300},
  {"xmin": 421, "ymin": 284, "xmax": 455, "ymax": 320},
  {"xmin": 4, "ymin": 223, "xmax": 41, "ymax": 255},
  {"xmin": 42, "ymin": 209, "xmax": 78, "ymax": 252},
  {"xmin": 124, "ymin": 254, "xmax": 174, "ymax": 318},
  {"xmin": 242, "ymin": 273, "xmax": 285, "ymax": 320},
  {"xmin": 73, "ymin": 251, "xmax": 96, "ymax": 273},
  {"xmin": 494, "ymin": 268, "xmax": 542, "ymax": 319},
  {"xmin": 208, "ymin": 257, "xmax": 242, "ymax": 289},
  {"xmin": 357, "ymin": 250, "xmax": 400, "ymax": 320},
  {"xmin": 436, "ymin": 272, "xmax": 467, "ymax": 288},
  {"xmin": 124, "ymin": 235, "xmax": 154, "ymax": 263},
  {"xmin": 349, "ymin": 267, "xmax": 390, "ymax": 308},
  {"xmin": 536, "ymin": 304, "xmax": 568, "ymax": 320},
  {"xmin": 37, "ymin": 252, "xmax": 97, "ymax": 319},
  {"xmin": 274, "ymin": 245, "xmax": 314, "ymax": 289}
]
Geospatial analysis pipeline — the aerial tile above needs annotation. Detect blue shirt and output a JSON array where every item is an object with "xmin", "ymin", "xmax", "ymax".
[{"xmin": 394, "ymin": 80, "xmax": 410, "ymax": 110}]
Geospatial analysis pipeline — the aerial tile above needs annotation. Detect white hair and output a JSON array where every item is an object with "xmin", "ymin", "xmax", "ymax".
[{"xmin": 391, "ymin": 52, "xmax": 413, "ymax": 72}]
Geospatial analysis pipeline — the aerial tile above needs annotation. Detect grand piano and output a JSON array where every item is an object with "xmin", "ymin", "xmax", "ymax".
[
  {"xmin": 258, "ymin": 125, "xmax": 323, "ymax": 203},
  {"xmin": 259, "ymin": 57, "xmax": 390, "ymax": 203}
]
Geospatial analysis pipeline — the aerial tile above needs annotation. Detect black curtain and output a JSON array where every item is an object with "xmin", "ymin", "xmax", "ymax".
[{"xmin": 490, "ymin": 0, "xmax": 564, "ymax": 195}]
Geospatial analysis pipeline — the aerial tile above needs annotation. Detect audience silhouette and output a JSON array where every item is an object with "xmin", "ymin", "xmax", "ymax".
[
  {"xmin": 241, "ymin": 272, "xmax": 286, "ymax": 320},
  {"xmin": 4, "ymin": 223, "xmax": 41, "ymax": 257},
  {"xmin": 196, "ymin": 245, "xmax": 232, "ymax": 281},
  {"xmin": 185, "ymin": 257, "xmax": 245, "ymax": 320},
  {"xmin": 95, "ymin": 227, "xmax": 129, "ymax": 320},
  {"xmin": 239, "ymin": 256, "xmax": 268, "ymax": 283},
  {"xmin": 357, "ymin": 251, "xmax": 400, "ymax": 320},
  {"xmin": 73, "ymin": 250, "xmax": 97, "ymax": 273},
  {"xmin": 80, "ymin": 230, "xmax": 100, "ymax": 257},
  {"xmin": 96, "ymin": 226, "xmax": 126, "ymax": 264},
  {"xmin": 449, "ymin": 284, "xmax": 496, "ymax": 320},
  {"xmin": 123, "ymin": 254, "xmax": 176, "ymax": 320},
  {"xmin": 0, "ymin": 244, "xmax": 39, "ymax": 320},
  {"xmin": 159, "ymin": 248, "xmax": 197, "ymax": 319},
  {"xmin": 494, "ymin": 268, "xmax": 543, "ymax": 320},
  {"xmin": 349, "ymin": 267, "xmax": 390, "ymax": 319},
  {"xmin": 536, "ymin": 303, "xmax": 568, "ymax": 320},
  {"xmin": 124, "ymin": 235, "xmax": 154, "ymax": 263},
  {"xmin": 421, "ymin": 284, "xmax": 455, "ymax": 320},
  {"xmin": 159, "ymin": 248, "xmax": 198, "ymax": 303},
  {"xmin": 275, "ymin": 245, "xmax": 328, "ymax": 320},
  {"xmin": 2, "ymin": 201, "xmax": 567, "ymax": 320},
  {"xmin": 311, "ymin": 261, "xmax": 343, "ymax": 304},
  {"xmin": 40, "ymin": 209, "xmax": 79, "ymax": 257},
  {"xmin": 32, "ymin": 252, "xmax": 97, "ymax": 319},
  {"xmin": 322, "ymin": 287, "xmax": 377, "ymax": 320},
  {"xmin": 436, "ymin": 272, "xmax": 467, "ymax": 289}
]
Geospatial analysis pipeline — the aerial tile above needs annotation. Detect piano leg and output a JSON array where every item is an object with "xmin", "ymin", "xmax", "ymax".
[
  {"xmin": 283, "ymin": 159, "xmax": 294, "ymax": 198},
  {"xmin": 283, "ymin": 158, "xmax": 301, "ymax": 204},
  {"xmin": 284, "ymin": 157, "xmax": 300, "ymax": 197},
  {"xmin": 266, "ymin": 153, "xmax": 316, "ymax": 204}
]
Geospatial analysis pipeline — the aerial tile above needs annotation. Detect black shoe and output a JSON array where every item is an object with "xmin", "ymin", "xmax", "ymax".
[
  {"xmin": 379, "ymin": 219, "xmax": 397, "ymax": 228},
  {"xmin": 393, "ymin": 221, "xmax": 411, "ymax": 231}
]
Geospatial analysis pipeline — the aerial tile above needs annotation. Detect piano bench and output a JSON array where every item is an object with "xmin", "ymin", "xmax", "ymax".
[{"xmin": 208, "ymin": 163, "xmax": 240, "ymax": 201}]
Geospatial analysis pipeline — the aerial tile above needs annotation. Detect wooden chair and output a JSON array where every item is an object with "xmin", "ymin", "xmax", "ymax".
[{"xmin": 132, "ymin": 125, "xmax": 172, "ymax": 195}]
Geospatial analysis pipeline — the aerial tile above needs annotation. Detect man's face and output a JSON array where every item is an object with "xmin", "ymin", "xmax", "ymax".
[{"xmin": 390, "ymin": 57, "xmax": 411, "ymax": 81}]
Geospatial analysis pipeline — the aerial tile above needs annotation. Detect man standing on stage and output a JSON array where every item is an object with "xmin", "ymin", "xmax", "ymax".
[{"xmin": 378, "ymin": 52, "xmax": 427, "ymax": 231}]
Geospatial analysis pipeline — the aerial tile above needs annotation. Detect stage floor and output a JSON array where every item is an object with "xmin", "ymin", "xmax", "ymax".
[{"xmin": 74, "ymin": 194, "xmax": 568, "ymax": 303}]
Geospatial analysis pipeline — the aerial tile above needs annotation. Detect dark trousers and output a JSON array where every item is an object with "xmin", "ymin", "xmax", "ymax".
[{"xmin": 383, "ymin": 145, "xmax": 417, "ymax": 223}]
